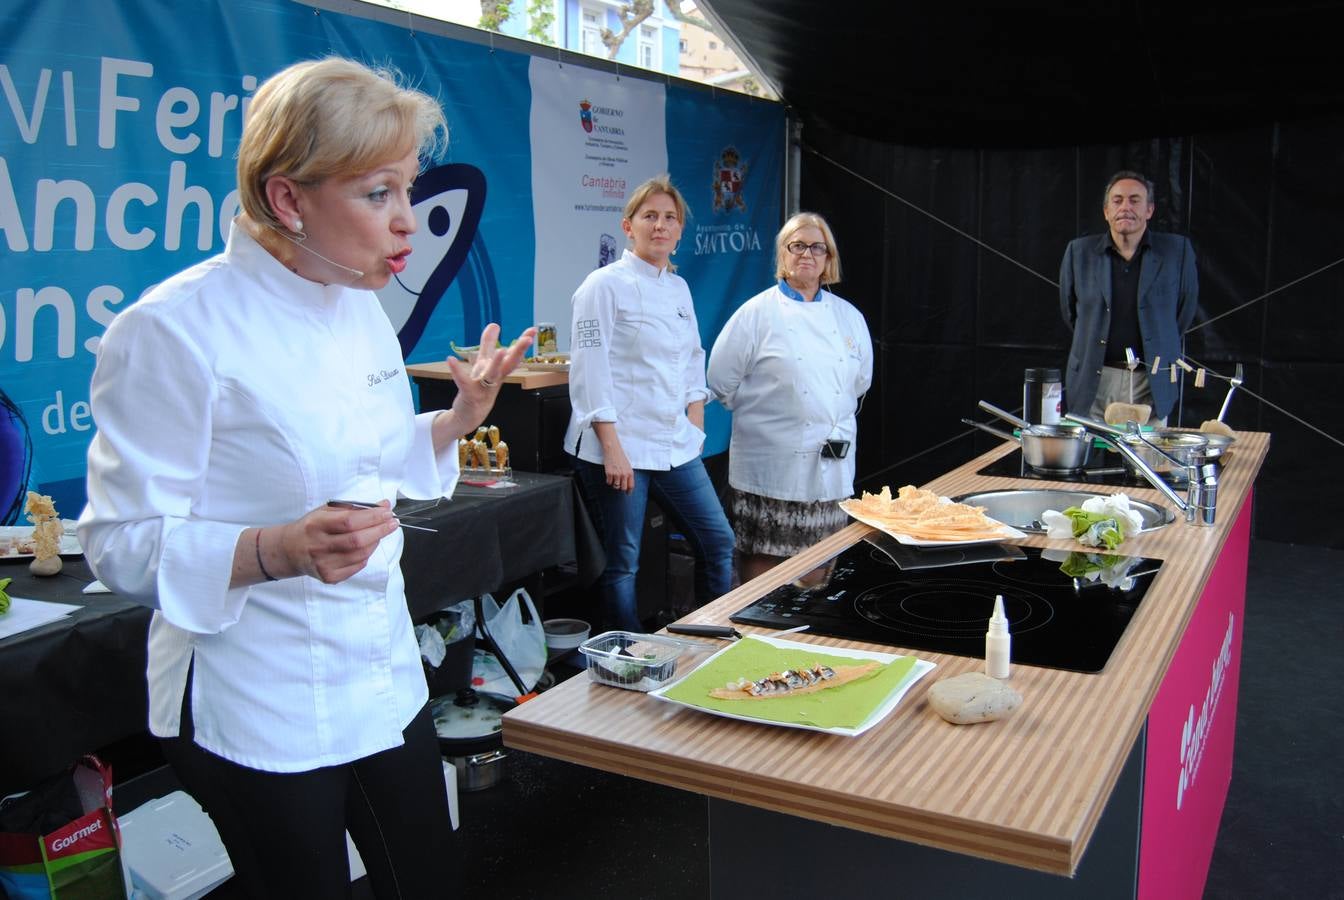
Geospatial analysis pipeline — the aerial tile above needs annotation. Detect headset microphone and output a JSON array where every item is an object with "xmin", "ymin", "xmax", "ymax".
[{"xmin": 268, "ymin": 223, "xmax": 366, "ymax": 281}]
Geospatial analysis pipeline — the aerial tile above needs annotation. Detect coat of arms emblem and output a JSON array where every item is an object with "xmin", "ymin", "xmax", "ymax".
[{"xmin": 712, "ymin": 147, "xmax": 748, "ymax": 212}]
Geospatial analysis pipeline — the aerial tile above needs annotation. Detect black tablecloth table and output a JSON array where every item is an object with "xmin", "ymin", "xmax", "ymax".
[
  {"xmin": 398, "ymin": 470, "xmax": 595, "ymax": 618},
  {"xmin": 0, "ymin": 556, "xmax": 151, "ymax": 798},
  {"xmin": 0, "ymin": 470, "xmax": 592, "ymax": 798}
]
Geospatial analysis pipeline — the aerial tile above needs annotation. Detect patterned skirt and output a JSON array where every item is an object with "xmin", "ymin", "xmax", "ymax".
[{"xmin": 727, "ymin": 487, "xmax": 851, "ymax": 557}]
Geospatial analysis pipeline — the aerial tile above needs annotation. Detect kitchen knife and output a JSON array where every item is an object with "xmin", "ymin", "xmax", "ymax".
[{"xmin": 666, "ymin": 623, "xmax": 740, "ymax": 640}]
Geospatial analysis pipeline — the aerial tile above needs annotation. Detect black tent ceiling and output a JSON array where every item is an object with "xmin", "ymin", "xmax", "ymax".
[{"xmin": 701, "ymin": 1, "xmax": 1344, "ymax": 146}]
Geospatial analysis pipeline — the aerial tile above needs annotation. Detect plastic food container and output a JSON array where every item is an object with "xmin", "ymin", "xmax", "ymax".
[{"xmin": 578, "ymin": 631, "xmax": 687, "ymax": 692}]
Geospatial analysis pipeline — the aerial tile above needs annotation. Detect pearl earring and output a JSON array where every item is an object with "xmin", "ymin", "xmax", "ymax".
[{"xmin": 293, "ymin": 218, "xmax": 303, "ymax": 232}]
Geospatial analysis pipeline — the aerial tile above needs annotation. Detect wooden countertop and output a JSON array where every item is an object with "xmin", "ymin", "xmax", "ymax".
[
  {"xmin": 406, "ymin": 361, "xmax": 569, "ymax": 390},
  {"xmin": 503, "ymin": 432, "xmax": 1270, "ymax": 875}
]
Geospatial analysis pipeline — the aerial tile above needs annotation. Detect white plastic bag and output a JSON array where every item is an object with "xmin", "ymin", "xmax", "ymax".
[{"xmin": 471, "ymin": 589, "xmax": 546, "ymax": 699}]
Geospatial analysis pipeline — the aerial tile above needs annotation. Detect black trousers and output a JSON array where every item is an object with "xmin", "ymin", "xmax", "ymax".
[{"xmin": 161, "ymin": 679, "xmax": 454, "ymax": 900}]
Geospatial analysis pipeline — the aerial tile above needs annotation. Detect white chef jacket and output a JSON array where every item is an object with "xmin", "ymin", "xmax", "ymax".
[
  {"xmin": 564, "ymin": 250, "xmax": 711, "ymax": 470},
  {"xmin": 707, "ymin": 282, "xmax": 872, "ymax": 502},
  {"xmin": 78, "ymin": 223, "xmax": 458, "ymax": 773}
]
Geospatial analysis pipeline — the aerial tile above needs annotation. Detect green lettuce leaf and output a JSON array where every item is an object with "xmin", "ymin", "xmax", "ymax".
[
  {"xmin": 0, "ymin": 576, "xmax": 11, "ymax": 615},
  {"xmin": 1059, "ymin": 506, "xmax": 1127, "ymax": 550},
  {"xmin": 1058, "ymin": 552, "xmax": 1125, "ymax": 578}
]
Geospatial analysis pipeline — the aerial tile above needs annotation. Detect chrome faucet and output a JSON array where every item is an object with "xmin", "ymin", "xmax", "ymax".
[{"xmin": 1062, "ymin": 415, "xmax": 1219, "ymax": 526}]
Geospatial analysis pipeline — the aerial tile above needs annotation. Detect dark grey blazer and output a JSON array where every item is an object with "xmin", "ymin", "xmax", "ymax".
[{"xmin": 1059, "ymin": 231, "xmax": 1199, "ymax": 419}]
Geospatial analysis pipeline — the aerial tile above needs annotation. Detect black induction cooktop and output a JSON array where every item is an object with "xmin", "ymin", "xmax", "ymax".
[
  {"xmin": 976, "ymin": 447, "xmax": 1186, "ymax": 488},
  {"xmin": 730, "ymin": 534, "xmax": 1163, "ymax": 673}
]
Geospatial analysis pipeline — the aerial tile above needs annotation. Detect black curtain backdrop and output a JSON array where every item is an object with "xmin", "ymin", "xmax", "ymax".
[{"xmin": 800, "ymin": 113, "xmax": 1344, "ymax": 548}]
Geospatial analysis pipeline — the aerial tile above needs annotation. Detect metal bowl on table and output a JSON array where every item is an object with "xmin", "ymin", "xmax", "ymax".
[
  {"xmin": 1162, "ymin": 428, "xmax": 1236, "ymax": 461},
  {"xmin": 1117, "ymin": 430, "xmax": 1210, "ymax": 482}
]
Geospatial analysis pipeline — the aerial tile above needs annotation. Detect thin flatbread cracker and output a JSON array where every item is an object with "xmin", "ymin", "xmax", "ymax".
[{"xmin": 840, "ymin": 485, "xmax": 1006, "ymax": 541}]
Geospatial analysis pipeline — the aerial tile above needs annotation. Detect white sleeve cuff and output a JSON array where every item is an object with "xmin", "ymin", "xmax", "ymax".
[
  {"xmin": 158, "ymin": 520, "xmax": 250, "ymax": 634},
  {"xmin": 400, "ymin": 411, "xmax": 460, "ymax": 499}
]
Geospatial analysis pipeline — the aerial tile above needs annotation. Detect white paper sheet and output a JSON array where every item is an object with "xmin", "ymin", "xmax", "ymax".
[{"xmin": 0, "ymin": 597, "xmax": 82, "ymax": 640}]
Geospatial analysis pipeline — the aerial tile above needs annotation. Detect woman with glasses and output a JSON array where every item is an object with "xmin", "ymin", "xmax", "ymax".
[
  {"xmin": 565, "ymin": 174, "xmax": 734, "ymax": 632},
  {"xmin": 707, "ymin": 212, "xmax": 873, "ymax": 585}
]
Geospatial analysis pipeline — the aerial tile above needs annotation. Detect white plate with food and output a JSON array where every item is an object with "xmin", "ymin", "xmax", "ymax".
[
  {"xmin": 649, "ymin": 635, "xmax": 934, "ymax": 736},
  {"xmin": 840, "ymin": 504, "xmax": 1026, "ymax": 547},
  {"xmin": 839, "ymin": 486, "xmax": 1026, "ymax": 547},
  {"xmin": 0, "ymin": 520, "xmax": 82, "ymax": 559}
]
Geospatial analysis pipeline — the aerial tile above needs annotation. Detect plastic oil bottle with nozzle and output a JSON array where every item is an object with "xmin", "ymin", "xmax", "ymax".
[{"xmin": 986, "ymin": 595, "xmax": 1012, "ymax": 679}]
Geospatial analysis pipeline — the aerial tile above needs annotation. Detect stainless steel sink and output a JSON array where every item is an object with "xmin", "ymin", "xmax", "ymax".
[{"xmin": 951, "ymin": 489, "xmax": 1175, "ymax": 533}]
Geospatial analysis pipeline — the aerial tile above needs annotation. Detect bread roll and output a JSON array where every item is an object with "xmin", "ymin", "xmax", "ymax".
[{"xmin": 1103, "ymin": 401, "xmax": 1152, "ymax": 426}]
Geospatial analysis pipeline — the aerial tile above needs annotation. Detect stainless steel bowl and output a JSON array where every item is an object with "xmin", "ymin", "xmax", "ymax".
[
  {"xmin": 951, "ymin": 489, "xmax": 1176, "ymax": 533},
  {"xmin": 1118, "ymin": 431, "xmax": 1211, "ymax": 482},
  {"xmin": 1162, "ymin": 429, "xmax": 1236, "ymax": 460}
]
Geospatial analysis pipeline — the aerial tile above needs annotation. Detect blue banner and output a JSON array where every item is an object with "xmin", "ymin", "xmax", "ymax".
[
  {"xmin": 667, "ymin": 88, "xmax": 784, "ymax": 453},
  {"xmin": 0, "ymin": 0, "xmax": 783, "ymax": 518}
]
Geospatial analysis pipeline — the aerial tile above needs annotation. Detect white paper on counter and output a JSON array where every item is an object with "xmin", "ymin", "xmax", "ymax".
[
  {"xmin": 83, "ymin": 580, "xmax": 112, "ymax": 594},
  {"xmin": 0, "ymin": 597, "xmax": 82, "ymax": 640}
]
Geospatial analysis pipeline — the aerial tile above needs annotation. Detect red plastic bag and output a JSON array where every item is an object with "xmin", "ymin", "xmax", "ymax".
[{"xmin": 0, "ymin": 755, "xmax": 128, "ymax": 899}]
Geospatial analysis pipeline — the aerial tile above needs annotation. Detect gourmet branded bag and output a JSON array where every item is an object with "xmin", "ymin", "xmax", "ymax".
[{"xmin": 0, "ymin": 755, "xmax": 128, "ymax": 900}]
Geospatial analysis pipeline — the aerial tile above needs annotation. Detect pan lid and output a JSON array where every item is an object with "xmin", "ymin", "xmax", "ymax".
[{"xmin": 431, "ymin": 690, "xmax": 510, "ymax": 749}]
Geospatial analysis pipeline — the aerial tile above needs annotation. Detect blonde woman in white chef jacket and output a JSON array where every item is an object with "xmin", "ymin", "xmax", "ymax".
[
  {"xmin": 708, "ymin": 212, "xmax": 873, "ymax": 585},
  {"xmin": 565, "ymin": 175, "xmax": 734, "ymax": 632},
  {"xmin": 78, "ymin": 59, "xmax": 533, "ymax": 899}
]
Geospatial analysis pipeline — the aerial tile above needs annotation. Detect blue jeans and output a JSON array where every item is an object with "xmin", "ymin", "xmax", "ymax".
[{"xmin": 576, "ymin": 457, "xmax": 734, "ymax": 632}]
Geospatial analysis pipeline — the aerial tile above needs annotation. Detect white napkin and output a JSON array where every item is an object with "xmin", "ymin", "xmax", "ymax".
[
  {"xmin": 82, "ymin": 580, "xmax": 112, "ymax": 594},
  {"xmin": 1041, "ymin": 493, "xmax": 1145, "ymax": 547},
  {"xmin": 0, "ymin": 597, "xmax": 81, "ymax": 639}
]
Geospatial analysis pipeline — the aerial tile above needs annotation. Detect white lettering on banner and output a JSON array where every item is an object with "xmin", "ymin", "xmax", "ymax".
[
  {"xmin": 17, "ymin": 287, "xmax": 76, "ymax": 361},
  {"xmin": 165, "ymin": 160, "xmax": 214, "ymax": 251},
  {"xmin": 85, "ymin": 285, "xmax": 127, "ymax": 354},
  {"xmin": 0, "ymin": 283, "xmax": 131, "ymax": 363},
  {"xmin": 2, "ymin": 57, "xmax": 256, "ymax": 155},
  {"xmin": 0, "ymin": 158, "xmax": 227, "ymax": 254},
  {"xmin": 0, "ymin": 157, "xmax": 29, "ymax": 251},
  {"xmin": 106, "ymin": 181, "xmax": 158, "ymax": 250},
  {"xmin": 693, "ymin": 224, "xmax": 762, "ymax": 256},
  {"xmin": 157, "ymin": 86, "xmax": 201, "ymax": 154},
  {"xmin": 34, "ymin": 177, "xmax": 96, "ymax": 251},
  {"xmin": 98, "ymin": 56, "xmax": 153, "ymax": 150},
  {"xmin": 63, "ymin": 70, "xmax": 76, "ymax": 146},
  {"xmin": 1176, "ymin": 611, "xmax": 1236, "ymax": 811},
  {"xmin": 43, "ymin": 390, "xmax": 93, "ymax": 435},
  {"xmin": 50, "ymin": 817, "xmax": 101, "ymax": 853},
  {"xmin": 0, "ymin": 64, "xmax": 51, "ymax": 142}
]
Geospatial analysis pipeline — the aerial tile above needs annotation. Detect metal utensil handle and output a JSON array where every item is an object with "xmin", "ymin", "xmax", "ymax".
[
  {"xmin": 961, "ymin": 418, "xmax": 1021, "ymax": 444},
  {"xmin": 1061, "ymin": 413, "xmax": 1125, "ymax": 438},
  {"xmin": 977, "ymin": 400, "xmax": 1031, "ymax": 431},
  {"xmin": 1216, "ymin": 364, "xmax": 1243, "ymax": 422}
]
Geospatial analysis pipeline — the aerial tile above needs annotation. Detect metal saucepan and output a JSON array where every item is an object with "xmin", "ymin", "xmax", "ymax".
[{"xmin": 970, "ymin": 401, "xmax": 1093, "ymax": 472}]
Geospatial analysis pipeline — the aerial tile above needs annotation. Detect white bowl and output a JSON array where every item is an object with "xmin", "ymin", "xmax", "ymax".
[{"xmin": 543, "ymin": 618, "xmax": 590, "ymax": 652}]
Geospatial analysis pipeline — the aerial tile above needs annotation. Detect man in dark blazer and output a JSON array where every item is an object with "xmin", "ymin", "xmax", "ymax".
[{"xmin": 1059, "ymin": 171, "xmax": 1198, "ymax": 424}]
